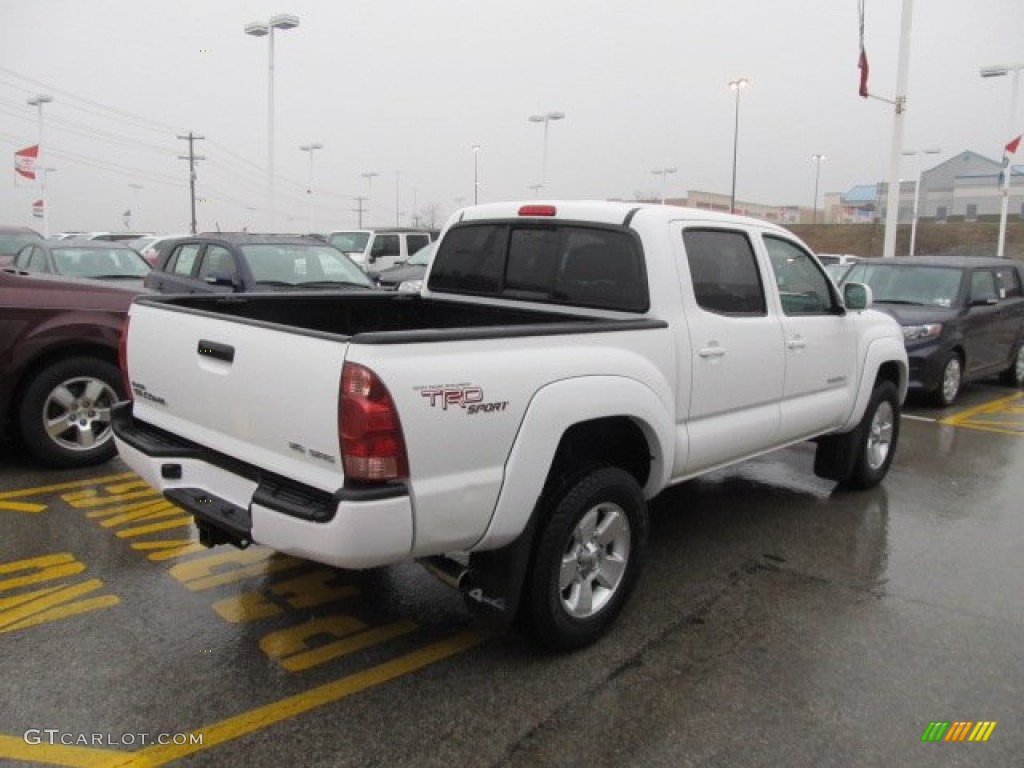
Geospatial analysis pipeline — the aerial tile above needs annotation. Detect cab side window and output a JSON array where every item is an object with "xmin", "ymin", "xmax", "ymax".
[
  {"xmin": 682, "ymin": 229, "xmax": 766, "ymax": 316},
  {"xmin": 197, "ymin": 245, "xmax": 237, "ymax": 282},
  {"xmin": 371, "ymin": 235, "xmax": 399, "ymax": 258},
  {"xmin": 764, "ymin": 236, "xmax": 838, "ymax": 315},
  {"xmin": 171, "ymin": 244, "xmax": 201, "ymax": 277},
  {"xmin": 995, "ymin": 267, "xmax": 1022, "ymax": 299}
]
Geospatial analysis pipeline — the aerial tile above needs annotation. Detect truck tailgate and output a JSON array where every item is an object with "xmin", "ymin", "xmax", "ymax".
[{"xmin": 124, "ymin": 302, "xmax": 348, "ymax": 492}]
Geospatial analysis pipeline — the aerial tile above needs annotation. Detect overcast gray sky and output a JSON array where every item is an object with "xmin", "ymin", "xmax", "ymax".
[{"xmin": 2, "ymin": 0, "xmax": 1022, "ymax": 234}]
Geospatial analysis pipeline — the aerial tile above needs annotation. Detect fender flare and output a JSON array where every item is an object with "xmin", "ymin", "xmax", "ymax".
[
  {"xmin": 840, "ymin": 336, "xmax": 908, "ymax": 432},
  {"xmin": 473, "ymin": 375, "xmax": 674, "ymax": 551}
]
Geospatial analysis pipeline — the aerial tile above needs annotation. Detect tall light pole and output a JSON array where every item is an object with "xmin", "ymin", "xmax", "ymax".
[
  {"xmin": 902, "ymin": 148, "xmax": 941, "ymax": 256},
  {"xmin": 395, "ymin": 170, "xmax": 401, "ymax": 226},
  {"xmin": 361, "ymin": 171, "xmax": 379, "ymax": 226},
  {"xmin": 128, "ymin": 183, "xmax": 143, "ymax": 229},
  {"xmin": 299, "ymin": 142, "xmax": 323, "ymax": 232},
  {"xmin": 244, "ymin": 13, "xmax": 300, "ymax": 232},
  {"xmin": 472, "ymin": 145, "xmax": 481, "ymax": 205},
  {"xmin": 728, "ymin": 78, "xmax": 749, "ymax": 214},
  {"xmin": 811, "ymin": 154, "xmax": 827, "ymax": 224},
  {"xmin": 528, "ymin": 111, "xmax": 565, "ymax": 188},
  {"xmin": 980, "ymin": 63, "xmax": 1023, "ymax": 258},
  {"xmin": 652, "ymin": 167, "xmax": 677, "ymax": 204},
  {"xmin": 882, "ymin": 0, "xmax": 914, "ymax": 259},
  {"xmin": 528, "ymin": 184, "xmax": 543, "ymax": 198},
  {"xmin": 27, "ymin": 94, "xmax": 53, "ymax": 237}
]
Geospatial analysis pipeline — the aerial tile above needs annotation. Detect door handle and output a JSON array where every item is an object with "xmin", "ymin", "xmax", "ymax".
[
  {"xmin": 698, "ymin": 345, "xmax": 727, "ymax": 359},
  {"xmin": 787, "ymin": 337, "xmax": 807, "ymax": 350},
  {"xmin": 197, "ymin": 340, "xmax": 235, "ymax": 363}
]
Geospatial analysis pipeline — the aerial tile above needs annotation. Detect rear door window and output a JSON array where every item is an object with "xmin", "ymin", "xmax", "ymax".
[
  {"xmin": 405, "ymin": 234, "xmax": 430, "ymax": 256},
  {"xmin": 682, "ymin": 229, "xmax": 766, "ymax": 315},
  {"xmin": 371, "ymin": 235, "xmax": 400, "ymax": 258},
  {"xmin": 170, "ymin": 244, "xmax": 201, "ymax": 277}
]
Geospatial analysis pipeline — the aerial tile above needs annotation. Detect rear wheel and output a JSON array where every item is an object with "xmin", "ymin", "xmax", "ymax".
[
  {"xmin": 999, "ymin": 344, "xmax": 1024, "ymax": 388},
  {"xmin": 522, "ymin": 466, "xmax": 648, "ymax": 651},
  {"xmin": 17, "ymin": 357, "xmax": 123, "ymax": 468}
]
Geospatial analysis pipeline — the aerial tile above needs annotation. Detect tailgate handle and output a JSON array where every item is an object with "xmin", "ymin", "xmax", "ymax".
[{"xmin": 197, "ymin": 339, "xmax": 235, "ymax": 363}]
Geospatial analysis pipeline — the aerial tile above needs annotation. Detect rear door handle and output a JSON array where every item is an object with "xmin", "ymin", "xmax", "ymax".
[
  {"xmin": 787, "ymin": 337, "xmax": 807, "ymax": 350},
  {"xmin": 197, "ymin": 340, "xmax": 235, "ymax": 363},
  {"xmin": 699, "ymin": 345, "xmax": 727, "ymax": 359}
]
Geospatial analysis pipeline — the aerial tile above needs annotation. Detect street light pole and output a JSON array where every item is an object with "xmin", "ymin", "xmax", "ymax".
[
  {"xmin": 128, "ymin": 183, "xmax": 143, "ymax": 229},
  {"xmin": 902, "ymin": 148, "xmax": 941, "ymax": 256},
  {"xmin": 528, "ymin": 111, "xmax": 565, "ymax": 188},
  {"xmin": 651, "ymin": 167, "xmax": 677, "ymax": 204},
  {"xmin": 27, "ymin": 94, "xmax": 53, "ymax": 237},
  {"xmin": 245, "ymin": 13, "xmax": 300, "ymax": 232},
  {"xmin": 472, "ymin": 145, "xmax": 481, "ymax": 205},
  {"xmin": 361, "ymin": 172, "xmax": 379, "ymax": 226},
  {"xmin": 528, "ymin": 184, "xmax": 543, "ymax": 198},
  {"xmin": 395, "ymin": 170, "xmax": 401, "ymax": 226},
  {"xmin": 299, "ymin": 142, "xmax": 323, "ymax": 232},
  {"xmin": 728, "ymin": 78, "xmax": 749, "ymax": 214},
  {"xmin": 980, "ymin": 63, "xmax": 1023, "ymax": 258},
  {"xmin": 811, "ymin": 154, "xmax": 826, "ymax": 224}
]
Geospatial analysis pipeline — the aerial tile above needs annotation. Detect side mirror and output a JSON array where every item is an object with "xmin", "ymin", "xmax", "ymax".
[
  {"xmin": 204, "ymin": 270, "xmax": 237, "ymax": 290},
  {"xmin": 970, "ymin": 293, "xmax": 999, "ymax": 307},
  {"xmin": 844, "ymin": 282, "xmax": 873, "ymax": 311}
]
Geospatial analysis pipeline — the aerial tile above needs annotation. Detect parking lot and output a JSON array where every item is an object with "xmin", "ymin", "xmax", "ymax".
[{"xmin": 2, "ymin": 384, "xmax": 1022, "ymax": 768}]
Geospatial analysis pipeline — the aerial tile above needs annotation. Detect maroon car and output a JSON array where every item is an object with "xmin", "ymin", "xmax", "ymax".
[{"xmin": 0, "ymin": 267, "xmax": 140, "ymax": 467}]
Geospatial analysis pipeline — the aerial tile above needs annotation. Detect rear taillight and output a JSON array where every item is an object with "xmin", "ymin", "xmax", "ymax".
[
  {"xmin": 339, "ymin": 362, "xmax": 408, "ymax": 482},
  {"xmin": 118, "ymin": 316, "xmax": 132, "ymax": 400}
]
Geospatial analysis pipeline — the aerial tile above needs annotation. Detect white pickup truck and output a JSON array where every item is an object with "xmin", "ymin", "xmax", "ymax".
[{"xmin": 113, "ymin": 201, "xmax": 908, "ymax": 649}]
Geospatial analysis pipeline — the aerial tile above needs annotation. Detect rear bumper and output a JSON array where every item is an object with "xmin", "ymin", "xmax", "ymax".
[{"xmin": 111, "ymin": 403, "xmax": 413, "ymax": 569}]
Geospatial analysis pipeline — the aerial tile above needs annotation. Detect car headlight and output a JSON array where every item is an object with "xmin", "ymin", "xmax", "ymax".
[
  {"xmin": 902, "ymin": 323, "xmax": 943, "ymax": 343},
  {"xmin": 397, "ymin": 279, "xmax": 422, "ymax": 293}
]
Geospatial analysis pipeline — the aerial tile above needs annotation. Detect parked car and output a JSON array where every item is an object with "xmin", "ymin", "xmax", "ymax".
[
  {"xmin": 10, "ymin": 239, "xmax": 150, "ymax": 289},
  {"xmin": 83, "ymin": 231, "xmax": 153, "ymax": 242},
  {"xmin": 818, "ymin": 253, "xmax": 859, "ymax": 283},
  {"xmin": 144, "ymin": 232, "xmax": 373, "ymax": 294},
  {"xmin": 0, "ymin": 225, "xmax": 43, "ymax": 266},
  {"xmin": 368, "ymin": 240, "xmax": 436, "ymax": 291},
  {"xmin": 0, "ymin": 268, "xmax": 140, "ymax": 467},
  {"xmin": 841, "ymin": 255, "xmax": 1024, "ymax": 405},
  {"xmin": 129, "ymin": 233, "xmax": 191, "ymax": 265},
  {"xmin": 326, "ymin": 228, "xmax": 437, "ymax": 271}
]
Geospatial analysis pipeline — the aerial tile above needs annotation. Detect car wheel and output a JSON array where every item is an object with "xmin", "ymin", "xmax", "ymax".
[
  {"xmin": 999, "ymin": 344, "xmax": 1024, "ymax": 388},
  {"xmin": 18, "ymin": 357, "xmax": 123, "ymax": 468},
  {"xmin": 931, "ymin": 353, "xmax": 962, "ymax": 407},
  {"xmin": 521, "ymin": 466, "xmax": 648, "ymax": 651},
  {"xmin": 842, "ymin": 381, "xmax": 900, "ymax": 490}
]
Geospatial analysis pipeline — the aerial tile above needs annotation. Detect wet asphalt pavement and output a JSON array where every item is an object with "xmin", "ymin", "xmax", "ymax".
[{"xmin": 1, "ymin": 384, "xmax": 1021, "ymax": 767}]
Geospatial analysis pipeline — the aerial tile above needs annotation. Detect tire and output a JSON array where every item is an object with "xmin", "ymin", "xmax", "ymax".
[
  {"xmin": 999, "ymin": 344, "xmax": 1024, "ymax": 388},
  {"xmin": 17, "ymin": 357, "xmax": 124, "ymax": 468},
  {"xmin": 930, "ymin": 353, "xmax": 962, "ymax": 407},
  {"xmin": 521, "ymin": 466, "xmax": 648, "ymax": 651},
  {"xmin": 842, "ymin": 381, "xmax": 900, "ymax": 490}
]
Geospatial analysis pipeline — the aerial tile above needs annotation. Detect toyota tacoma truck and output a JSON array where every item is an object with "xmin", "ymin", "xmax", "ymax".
[{"xmin": 112, "ymin": 201, "xmax": 907, "ymax": 650}]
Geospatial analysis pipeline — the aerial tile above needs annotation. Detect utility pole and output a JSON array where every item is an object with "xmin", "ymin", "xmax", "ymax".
[
  {"xmin": 177, "ymin": 132, "xmax": 205, "ymax": 234},
  {"xmin": 353, "ymin": 196, "xmax": 367, "ymax": 228}
]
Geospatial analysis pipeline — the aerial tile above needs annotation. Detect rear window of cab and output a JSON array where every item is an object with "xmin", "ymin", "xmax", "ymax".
[{"xmin": 428, "ymin": 223, "xmax": 649, "ymax": 312}]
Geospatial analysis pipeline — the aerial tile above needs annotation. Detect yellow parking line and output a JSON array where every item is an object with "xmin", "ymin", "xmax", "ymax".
[
  {"xmin": 940, "ymin": 392, "xmax": 1024, "ymax": 428},
  {"xmin": 0, "ymin": 628, "xmax": 492, "ymax": 767},
  {"xmin": 0, "ymin": 473, "xmax": 137, "ymax": 502}
]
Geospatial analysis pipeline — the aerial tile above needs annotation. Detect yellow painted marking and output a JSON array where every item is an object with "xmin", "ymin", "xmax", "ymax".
[
  {"xmin": 0, "ymin": 471, "xmax": 136, "ymax": 502},
  {"xmin": 115, "ymin": 517, "xmax": 194, "ymax": 538},
  {"xmin": 940, "ymin": 392, "xmax": 1024, "ymax": 434},
  {"xmin": 212, "ymin": 592, "xmax": 283, "ymax": 623},
  {"xmin": 63, "ymin": 486, "xmax": 159, "ymax": 509},
  {"xmin": 0, "ymin": 553, "xmax": 84, "ymax": 591},
  {"xmin": 0, "ymin": 579, "xmax": 120, "ymax": 633},
  {"xmin": 0, "ymin": 498, "xmax": 48, "ymax": 513},
  {"xmin": 278, "ymin": 620, "xmax": 419, "ymax": 672},
  {"xmin": 270, "ymin": 569, "xmax": 359, "ymax": 609},
  {"xmin": 168, "ymin": 548, "xmax": 304, "ymax": 591},
  {"xmin": 88, "ymin": 499, "xmax": 177, "ymax": 526},
  {"xmin": 0, "ymin": 629, "xmax": 490, "ymax": 766},
  {"xmin": 969, "ymin": 721, "xmax": 997, "ymax": 741},
  {"xmin": 129, "ymin": 539, "xmax": 206, "ymax": 562},
  {"xmin": 0, "ymin": 734, "xmax": 126, "ymax": 767}
]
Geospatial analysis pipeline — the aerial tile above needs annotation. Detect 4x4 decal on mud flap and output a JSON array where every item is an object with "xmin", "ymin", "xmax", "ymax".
[{"xmin": 417, "ymin": 385, "xmax": 508, "ymax": 415}]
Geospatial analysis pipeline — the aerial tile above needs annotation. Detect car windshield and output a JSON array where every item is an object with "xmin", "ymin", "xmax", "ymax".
[
  {"xmin": 844, "ymin": 263, "xmax": 964, "ymax": 307},
  {"xmin": 328, "ymin": 232, "xmax": 370, "ymax": 253},
  {"xmin": 52, "ymin": 247, "xmax": 150, "ymax": 278},
  {"xmin": 407, "ymin": 241, "xmax": 437, "ymax": 266},
  {"xmin": 242, "ymin": 244, "xmax": 373, "ymax": 287}
]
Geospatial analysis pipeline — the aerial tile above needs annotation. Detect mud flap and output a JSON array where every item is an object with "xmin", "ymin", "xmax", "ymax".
[
  {"xmin": 813, "ymin": 430, "xmax": 859, "ymax": 483},
  {"xmin": 461, "ymin": 516, "xmax": 539, "ymax": 622}
]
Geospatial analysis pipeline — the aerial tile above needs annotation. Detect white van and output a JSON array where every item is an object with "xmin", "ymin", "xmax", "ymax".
[{"xmin": 326, "ymin": 228, "xmax": 435, "ymax": 271}]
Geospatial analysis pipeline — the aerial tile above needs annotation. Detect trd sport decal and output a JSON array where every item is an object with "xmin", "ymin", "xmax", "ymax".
[{"xmin": 417, "ymin": 385, "xmax": 509, "ymax": 415}]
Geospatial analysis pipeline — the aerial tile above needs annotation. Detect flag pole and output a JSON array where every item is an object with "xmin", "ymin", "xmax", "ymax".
[
  {"xmin": 882, "ymin": 0, "xmax": 913, "ymax": 259},
  {"xmin": 997, "ymin": 69, "xmax": 1021, "ymax": 258}
]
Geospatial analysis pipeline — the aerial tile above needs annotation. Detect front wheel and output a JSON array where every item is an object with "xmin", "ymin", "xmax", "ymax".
[
  {"xmin": 521, "ymin": 466, "xmax": 648, "ymax": 651},
  {"xmin": 930, "ymin": 353, "xmax": 962, "ymax": 407},
  {"xmin": 842, "ymin": 381, "xmax": 901, "ymax": 490}
]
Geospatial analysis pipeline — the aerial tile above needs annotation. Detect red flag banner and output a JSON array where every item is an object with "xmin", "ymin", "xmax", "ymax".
[
  {"xmin": 31, "ymin": 199, "xmax": 44, "ymax": 218},
  {"xmin": 858, "ymin": 48, "xmax": 870, "ymax": 98},
  {"xmin": 15, "ymin": 144, "xmax": 39, "ymax": 180},
  {"xmin": 1006, "ymin": 135, "xmax": 1022, "ymax": 155}
]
